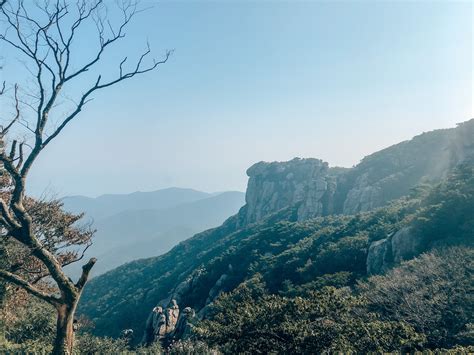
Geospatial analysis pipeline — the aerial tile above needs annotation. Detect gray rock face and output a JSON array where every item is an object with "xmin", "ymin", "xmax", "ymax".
[
  {"xmin": 239, "ymin": 158, "xmax": 333, "ymax": 226},
  {"xmin": 142, "ymin": 300, "xmax": 195, "ymax": 348},
  {"xmin": 172, "ymin": 307, "xmax": 195, "ymax": 342},
  {"xmin": 367, "ymin": 227, "xmax": 424, "ymax": 274},
  {"xmin": 366, "ymin": 238, "xmax": 391, "ymax": 275},
  {"xmin": 391, "ymin": 227, "xmax": 423, "ymax": 263},
  {"xmin": 343, "ymin": 173, "xmax": 383, "ymax": 215},
  {"xmin": 205, "ymin": 273, "xmax": 228, "ymax": 305},
  {"xmin": 142, "ymin": 300, "xmax": 180, "ymax": 346},
  {"xmin": 157, "ymin": 269, "xmax": 205, "ymax": 308}
]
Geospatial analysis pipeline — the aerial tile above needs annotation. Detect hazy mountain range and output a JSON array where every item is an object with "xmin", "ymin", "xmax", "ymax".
[{"xmin": 62, "ymin": 188, "xmax": 245, "ymax": 277}]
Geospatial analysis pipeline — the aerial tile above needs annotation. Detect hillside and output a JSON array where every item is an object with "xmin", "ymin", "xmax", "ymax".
[
  {"xmin": 64, "ymin": 190, "xmax": 245, "ymax": 277},
  {"xmin": 78, "ymin": 120, "xmax": 474, "ymax": 342}
]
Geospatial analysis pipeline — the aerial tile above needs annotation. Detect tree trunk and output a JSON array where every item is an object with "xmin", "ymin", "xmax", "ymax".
[{"xmin": 52, "ymin": 302, "xmax": 77, "ymax": 355}]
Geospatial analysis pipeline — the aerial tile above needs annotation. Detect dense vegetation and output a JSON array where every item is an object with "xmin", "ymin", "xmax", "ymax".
[
  {"xmin": 197, "ymin": 247, "xmax": 473, "ymax": 353},
  {"xmin": 75, "ymin": 161, "xmax": 474, "ymax": 352},
  {"xmin": 193, "ymin": 164, "xmax": 474, "ymax": 352},
  {"xmin": 1, "ymin": 121, "xmax": 472, "ymax": 352},
  {"xmin": 79, "ymin": 121, "xmax": 474, "ymax": 341},
  {"xmin": 0, "ymin": 290, "xmax": 212, "ymax": 354}
]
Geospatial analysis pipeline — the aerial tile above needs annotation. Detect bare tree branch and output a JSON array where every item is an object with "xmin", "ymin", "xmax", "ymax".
[
  {"xmin": 0, "ymin": 83, "xmax": 20, "ymax": 135},
  {"xmin": 75, "ymin": 257, "xmax": 96, "ymax": 290},
  {"xmin": 0, "ymin": 268, "xmax": 59, "ymax": 305}
]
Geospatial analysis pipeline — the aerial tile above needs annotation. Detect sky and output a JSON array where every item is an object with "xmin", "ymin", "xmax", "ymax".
[{"xmin": 0, "ymin": 0, "xmax": 472, "ymax": 197}]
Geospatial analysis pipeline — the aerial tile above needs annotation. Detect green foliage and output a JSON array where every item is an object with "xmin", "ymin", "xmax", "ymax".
[
  {"xmin": 0, "ymin": 295, "xmax": 53, "ymax": 353},
  {"xmin": 168, "ymin": 340, "xmax": 220, "ymax": 355},
  {"xmin": 74, "ymin": 333, "xmax": 131, "ymax": 354},
  {"xmin": 421, "ymin": 346, "xmax": 474, "ymax": 354},
  {"xmin": 4, "ymin": 297, "xmax": 55, "ymax": 345},
  {"xmin": 312, "ymin": 233, "xmax": 368, "ymax": 274},
  {"xmin": 197, "ymin": 285, "xmax": 424, "ymax": 353},
  {"xmin": 196, "ymin": 246, "xmax": 473, "ymax": 353},
  {"xmin": 76, "ymin": 147, "xmax": 473, "ymax": 352},
  {"xmin": 359, "ymin": 247, "xmax": 474, "ymax": 349},
  {"xmin": 0, "ymin": 337, "xmax": 53, "ymax": 354},
  {"xmin": 413, "ymin": 164, "xmax": 474, "ymax": 246},
  {"xmin": 280, "ymin": 272, "xmax": 356, "ymax": 297}
]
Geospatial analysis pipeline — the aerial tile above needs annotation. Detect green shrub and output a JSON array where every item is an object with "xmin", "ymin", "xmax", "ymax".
[
  {"xmin": 197, "ymin": 286, "xmax": 424, "ymax": 353},
  {"xmin": 74, "ymin": 333, "xmax": 130, "ymax": 354},
  {"xmin": 168, "ymin": 340, "xmax": 220, "ymax": 355},
  {"xmin": 359, "ymin": 247, "xmax": 474, "ymax": 349}
]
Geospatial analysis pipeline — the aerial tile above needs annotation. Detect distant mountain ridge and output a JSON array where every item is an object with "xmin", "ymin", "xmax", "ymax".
[
  {"xmin": 78, "ymin": 119, "xmax": 474, "ymax": 339},
  {"xmin": 62, "ymin": 187, "xmax": 213, "ymax": 221},
  {"xmin": 63, "ymin": 188, "xmax": 245, "ymax": 277}
]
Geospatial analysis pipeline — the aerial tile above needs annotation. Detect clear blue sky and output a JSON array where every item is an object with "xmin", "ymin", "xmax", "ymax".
[{"xmin": 1, "ymin": 0, "xmax": 472, "ymax": 197}]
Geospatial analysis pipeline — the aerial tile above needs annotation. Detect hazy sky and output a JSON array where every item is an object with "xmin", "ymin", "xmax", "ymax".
[{"xmin": 1, "ymin": 0, "xmax": 472, "ymax": 197}]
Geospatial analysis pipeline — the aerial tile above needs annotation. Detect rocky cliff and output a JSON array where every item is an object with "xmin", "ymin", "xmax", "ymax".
[
  {"xmin": 235, "ymin": 158, "xmax": 336, "ymax": 227},
  {"xmin": 233, "ymin": 120, "xmax": 474, "ymax": 226}
]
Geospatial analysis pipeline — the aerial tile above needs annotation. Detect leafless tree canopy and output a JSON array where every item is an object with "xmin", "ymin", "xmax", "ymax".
[
  {"xmin": 0, "ymin": 0, "xmax": 170, "ymax": 163},
  {"xmin": 0, "ymin": 1, "xmax": 169, "ymax": 352}
]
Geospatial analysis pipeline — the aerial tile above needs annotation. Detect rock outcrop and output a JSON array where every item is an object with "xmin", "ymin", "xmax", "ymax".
[
  {"xmin": 142, "ymin": 300, "xmax": 195, "ymax": 349},
  {"xmin": 171, "ymin": 307, "xmax": 195, "ymax": 343},
  {"xmin": 205, "ymin": 264, "xmax": 233, "ymax": 305},
  {"xmin": 342, "ymin": 173, "xmax": 383, "ymax": 215},
  {"xmin": 366, "ymin": 237, "xmax": 392, "ymax": 275},
  {"xmin": 235, "ymin": 120, "xmax": 474, "ymax": 224},
  {"xmin": 367, "ymin": 227, "xmax": 425, "ymax": 274},
  {"xmin": 237, "ymin": 158, "xmax": 334, "ymax": 226}
]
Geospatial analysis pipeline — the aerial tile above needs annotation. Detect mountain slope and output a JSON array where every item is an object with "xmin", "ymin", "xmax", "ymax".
[{"xmin": 78, "ymin": 120, "xmax": 474, "ymax": 339}]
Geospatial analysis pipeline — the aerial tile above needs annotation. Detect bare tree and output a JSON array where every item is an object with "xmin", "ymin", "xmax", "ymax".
[{"xmin": 0, "ymin": 0, "xmax": 170, "ymax": 353}]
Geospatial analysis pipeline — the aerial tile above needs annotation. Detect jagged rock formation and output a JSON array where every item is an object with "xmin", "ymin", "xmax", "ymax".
[
  {"xmin": 164, "ymin": 269, "xmax": 206, "ymax": 308},
  {"xmin": 171, "ymin": 307, "xmax": 195, "ymax": 343},
  {"xmin": 205, "ymin": 264, "xmax": 233, "ymax": 305},
  {"xmin": 143, "ymin": 306, "xmax": 165, "ymax": 345},
  {"xmin": 142, "ymin": 300, "xmax": 195, "ymax": 348},
  {"xmin": 155, "ymin": 264, "xmax": 234, "ymax": 319},
  {"xmin": 165, "ymin": 300, "xmax": 180, "ymax": 334}
]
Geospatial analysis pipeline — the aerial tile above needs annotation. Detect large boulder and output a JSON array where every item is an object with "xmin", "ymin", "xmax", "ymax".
[
  {"xmin": 366, "ymin": 237, "xmax": 391, "ymax": 275},
  {"xmin": 367, "ymin": 227, "xmax": 424, "ymax": 274},
  {"xmin": 391, "ymin": 227, "xmax": 423, "ymax": 263}
]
